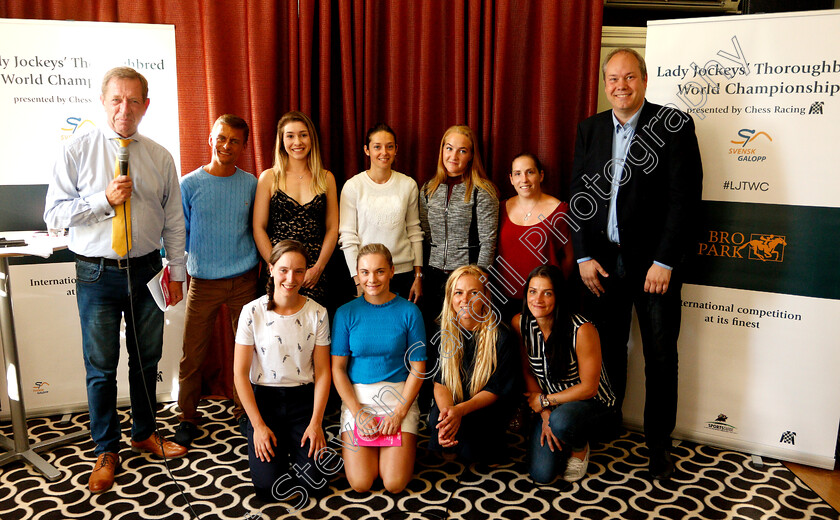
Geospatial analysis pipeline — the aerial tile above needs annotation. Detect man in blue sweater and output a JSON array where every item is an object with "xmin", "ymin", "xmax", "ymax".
[{"xmin": 175, "ymin": 114, "xmax": 260, "ymax": 446}]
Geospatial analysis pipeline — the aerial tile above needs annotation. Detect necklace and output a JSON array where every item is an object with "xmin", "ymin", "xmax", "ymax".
[{"xmin": 522, "ymin": 198, "xmax": 539, "ymax": 222}]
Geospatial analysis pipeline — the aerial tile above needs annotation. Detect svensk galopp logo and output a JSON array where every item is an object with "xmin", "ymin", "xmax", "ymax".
[
  {"xmin": 729, "ymin": 129, "xmax": 772, "ymax": 163},
  {"xmin": 60, "ymin": 116, "xmax": 96, "ymax": 141},
  {"xmin": 731, "ymin": 129, "xmax": 772, "ymax": 147},
  {"xmin": 737, "ymin": 234, "xmax": 787, "ymax": 262}
]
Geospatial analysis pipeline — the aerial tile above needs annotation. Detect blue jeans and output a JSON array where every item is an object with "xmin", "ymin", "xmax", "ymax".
[
  {"xmin": 75, "ymin": 254, "xmax": 164, "ymax": 455},
  {"xmin": 528, "ymin": 399, "xmax": 615, "ymax": 484}
]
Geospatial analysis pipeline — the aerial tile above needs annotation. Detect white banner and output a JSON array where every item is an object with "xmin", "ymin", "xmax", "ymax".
[
  {"xmin": 623, "ymin": 10, "xmax": 840, "ymax": 468},
  {"xmin": 0, "ymin": 18, "xmax": 183, "ymax": 419},
  {"xmin": 0, "ymin": 262, "xmax": 184, "ymax": 419},
  {"xmin": 0, "ymin": 18, "xmax": 180, "ymax": 185}
]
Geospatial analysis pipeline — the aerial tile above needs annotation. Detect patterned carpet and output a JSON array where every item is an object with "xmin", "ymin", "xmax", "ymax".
[{"xmin": 0, "ymin": 400, "xmax": 837, "ymax": 520}]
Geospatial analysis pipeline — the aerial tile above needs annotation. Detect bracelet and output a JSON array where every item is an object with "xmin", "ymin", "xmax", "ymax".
[{"xmin": 415, "ymin": 272, "xmax": 423, "ymax": 278}]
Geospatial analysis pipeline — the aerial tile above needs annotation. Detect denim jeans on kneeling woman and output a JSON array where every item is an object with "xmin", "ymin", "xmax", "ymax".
[{"xmin": 528, "ymin": 399, "xmax": 616, "ymax": 484}]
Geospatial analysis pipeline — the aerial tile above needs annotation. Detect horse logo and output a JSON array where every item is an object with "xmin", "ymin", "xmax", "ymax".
[
  {"xmin": 731, "ymin": 129, "xmax": 772, "ymax": 146},
  {"xmin": 706, "ymin": 413, "xmax": 736, "ymax": 433},
  {"xmin": 737, "ymin": 234, "xmax": 787, "ymax": 262}
]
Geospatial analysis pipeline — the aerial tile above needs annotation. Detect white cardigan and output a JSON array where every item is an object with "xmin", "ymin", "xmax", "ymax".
[{"xmin": 338, "ymin": 170, "xmax": 424, "ymax": 276}]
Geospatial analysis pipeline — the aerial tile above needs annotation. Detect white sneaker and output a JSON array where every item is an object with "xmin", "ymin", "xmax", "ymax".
[{"xmin": 563, "ymin": 443, "xmax": 590, "ymax": 482}]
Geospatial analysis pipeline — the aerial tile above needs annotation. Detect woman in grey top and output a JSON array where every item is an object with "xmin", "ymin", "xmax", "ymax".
[
  {"xmin": 419, "ymin": 126, "xmax": 498, "ymax": 410},
  {"xmin": 419, "ymin": 125, "xmax": 499, "ymax": 311}
]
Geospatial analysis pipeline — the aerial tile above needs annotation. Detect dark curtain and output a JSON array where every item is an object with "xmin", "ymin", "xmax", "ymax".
[
  {"xmin": 1, "ymin": 0, "xmax": 603, "ymax": 400},
  {"xmin": 308, "ymin": 0, "xmax": 603, "ymax": 198}
]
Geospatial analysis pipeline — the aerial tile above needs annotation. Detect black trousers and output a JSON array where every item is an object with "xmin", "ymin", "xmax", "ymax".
[
  {"xmin": 417, "ymin": 267, "xmax": 450, "ymax": 413},
  {"xmin": 426, "ymin": 399, "xmax": 513, "ymax": 463},
  {"xmin": 582, "ymin": 249, "xmax": 681, "ymax": 451},
  {"xmin": 246, "ymin": 384, "xmax": 328, "ymax": 502}
]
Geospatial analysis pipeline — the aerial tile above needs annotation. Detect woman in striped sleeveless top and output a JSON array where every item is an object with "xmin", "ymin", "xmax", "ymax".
[{"xmin": 513, "ymin": 265, "xmax": 617, "ymax": 483}]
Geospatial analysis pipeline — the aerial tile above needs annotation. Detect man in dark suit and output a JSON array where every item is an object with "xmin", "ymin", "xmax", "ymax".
[{"xmin": 570, "ymin": 48, "xmax": 703, "ymax": 480}]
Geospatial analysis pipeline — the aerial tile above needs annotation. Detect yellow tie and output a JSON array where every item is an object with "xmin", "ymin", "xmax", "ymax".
[{"xmin": 111, "ymin": 138, "xmax": 132, "ymax": 257}]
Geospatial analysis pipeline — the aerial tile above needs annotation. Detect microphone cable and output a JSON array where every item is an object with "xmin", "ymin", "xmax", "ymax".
[{"xmin": 120, "ymin": 203, "xmax": 205, "ymax": 520}]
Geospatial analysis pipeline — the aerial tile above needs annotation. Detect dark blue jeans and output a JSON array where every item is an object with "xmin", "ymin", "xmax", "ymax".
[
  {"xmin": 75, "ymin": 254, "xmax": 163, "ymax": 455},
  {"xmin": 528, "ymin": 399, "xmax": 615, "ymax": 484}
]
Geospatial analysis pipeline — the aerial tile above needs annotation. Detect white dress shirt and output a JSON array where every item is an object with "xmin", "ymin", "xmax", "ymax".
[{"xmin": 44, "ymin": 125, "xmax": 186, "ymax": 280}]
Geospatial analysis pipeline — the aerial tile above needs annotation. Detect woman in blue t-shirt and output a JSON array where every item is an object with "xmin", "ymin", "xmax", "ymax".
[{"xmin": 331, "ymin": 243, "xmax": 426, "ymax": 493}]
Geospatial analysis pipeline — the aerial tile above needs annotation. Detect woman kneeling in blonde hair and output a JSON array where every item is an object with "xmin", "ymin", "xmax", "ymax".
[
  {"xmin": 427, "ymin": 265, "xmax": 520, "ymax": 462},
  {"xmin": 331, "ymin": 243, "xmax": 426, "ymax": 492}
]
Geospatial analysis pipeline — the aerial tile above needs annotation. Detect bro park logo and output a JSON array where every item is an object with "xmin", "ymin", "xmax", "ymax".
[
  {"xmin": 728, "ymin": 128, "xmax": 772, "ymax": 163},
  {"xmin": 698, "ymin": 230, "xmax": 787, "ymax": 262}
]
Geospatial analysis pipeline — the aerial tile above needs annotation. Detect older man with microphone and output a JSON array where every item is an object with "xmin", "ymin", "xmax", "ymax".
[{"xmin": 44, "ymin": 66, "xmax": 187, "ymax": 494}]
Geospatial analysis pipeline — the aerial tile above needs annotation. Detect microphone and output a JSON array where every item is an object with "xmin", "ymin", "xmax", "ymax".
[{"xmin": 117, "ymin": 146, "xmax": 130, "ymax": 176}]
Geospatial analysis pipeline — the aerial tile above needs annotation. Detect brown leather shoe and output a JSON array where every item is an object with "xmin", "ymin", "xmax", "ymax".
[
  {"xmin": 88, "ymin": 452, "xmax": 119, "ymax": 494},
  {"xmin": 130, "ymin": 432, "xmax": 188, "ymax": 458}
]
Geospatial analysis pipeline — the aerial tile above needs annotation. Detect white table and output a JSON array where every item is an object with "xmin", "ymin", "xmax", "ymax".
[{"xmin": 0, "ymin": 231, "xmax": 88, "ymax": 480}]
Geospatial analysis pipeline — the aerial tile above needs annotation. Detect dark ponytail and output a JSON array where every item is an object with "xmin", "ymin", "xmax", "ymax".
[{"xmin": 266, "ymin": 240, "xmax": 310, "ymax": 311}]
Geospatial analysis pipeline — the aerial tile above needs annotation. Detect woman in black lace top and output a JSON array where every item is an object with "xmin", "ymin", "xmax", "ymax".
[{"xmin": 253, "ymin": 111, "xmax": 338, "ymax": 306}]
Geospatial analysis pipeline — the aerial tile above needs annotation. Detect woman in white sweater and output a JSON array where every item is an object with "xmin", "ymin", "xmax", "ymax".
[{"xmin": 339, "ymin": 123, "xmax": 424, "ymax": 302}]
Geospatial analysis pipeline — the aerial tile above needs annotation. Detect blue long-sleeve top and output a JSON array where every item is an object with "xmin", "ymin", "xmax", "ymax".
[{"xmin": 331, "ymin": 295, "xmax": 426, "ymax": 384}]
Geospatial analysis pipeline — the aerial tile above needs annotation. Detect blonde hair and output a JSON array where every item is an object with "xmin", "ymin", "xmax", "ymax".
[
  {"xmin": 602, "ymin": 47, "xmax": 648, "ymax": 81},
  {"xmin": 271, "ymin": 111, "xmax": 328, "ymax": 196},
  {"xmin": 101, "ymin": 67, "xmax": 148, "ymax": 100},
  {"xmin": 424, "ymin": 125, "xmax": 497, "ymax": 203},
  {"xmin": 356, "ymin": 243, "xmax": 393, "ymax": 268},
  {"xmin": 437, "ymin": 265, "xmax": 498, "ymax": 403}
]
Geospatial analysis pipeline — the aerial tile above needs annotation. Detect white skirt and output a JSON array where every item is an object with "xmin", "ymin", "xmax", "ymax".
[{"xmin": 339, "ymin": 381, "xmax": 420, "ymax": 435}]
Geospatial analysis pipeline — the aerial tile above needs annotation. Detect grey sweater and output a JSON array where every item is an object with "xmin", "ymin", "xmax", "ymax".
[{"xmin": 419, "ymin": 181, "xmax": 499, "ymax": 270}]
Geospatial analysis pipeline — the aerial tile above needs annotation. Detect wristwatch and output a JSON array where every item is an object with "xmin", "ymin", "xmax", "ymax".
[{"xmin": 540, "ymin": 394, "xmax": 551, "ymax": 409}]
